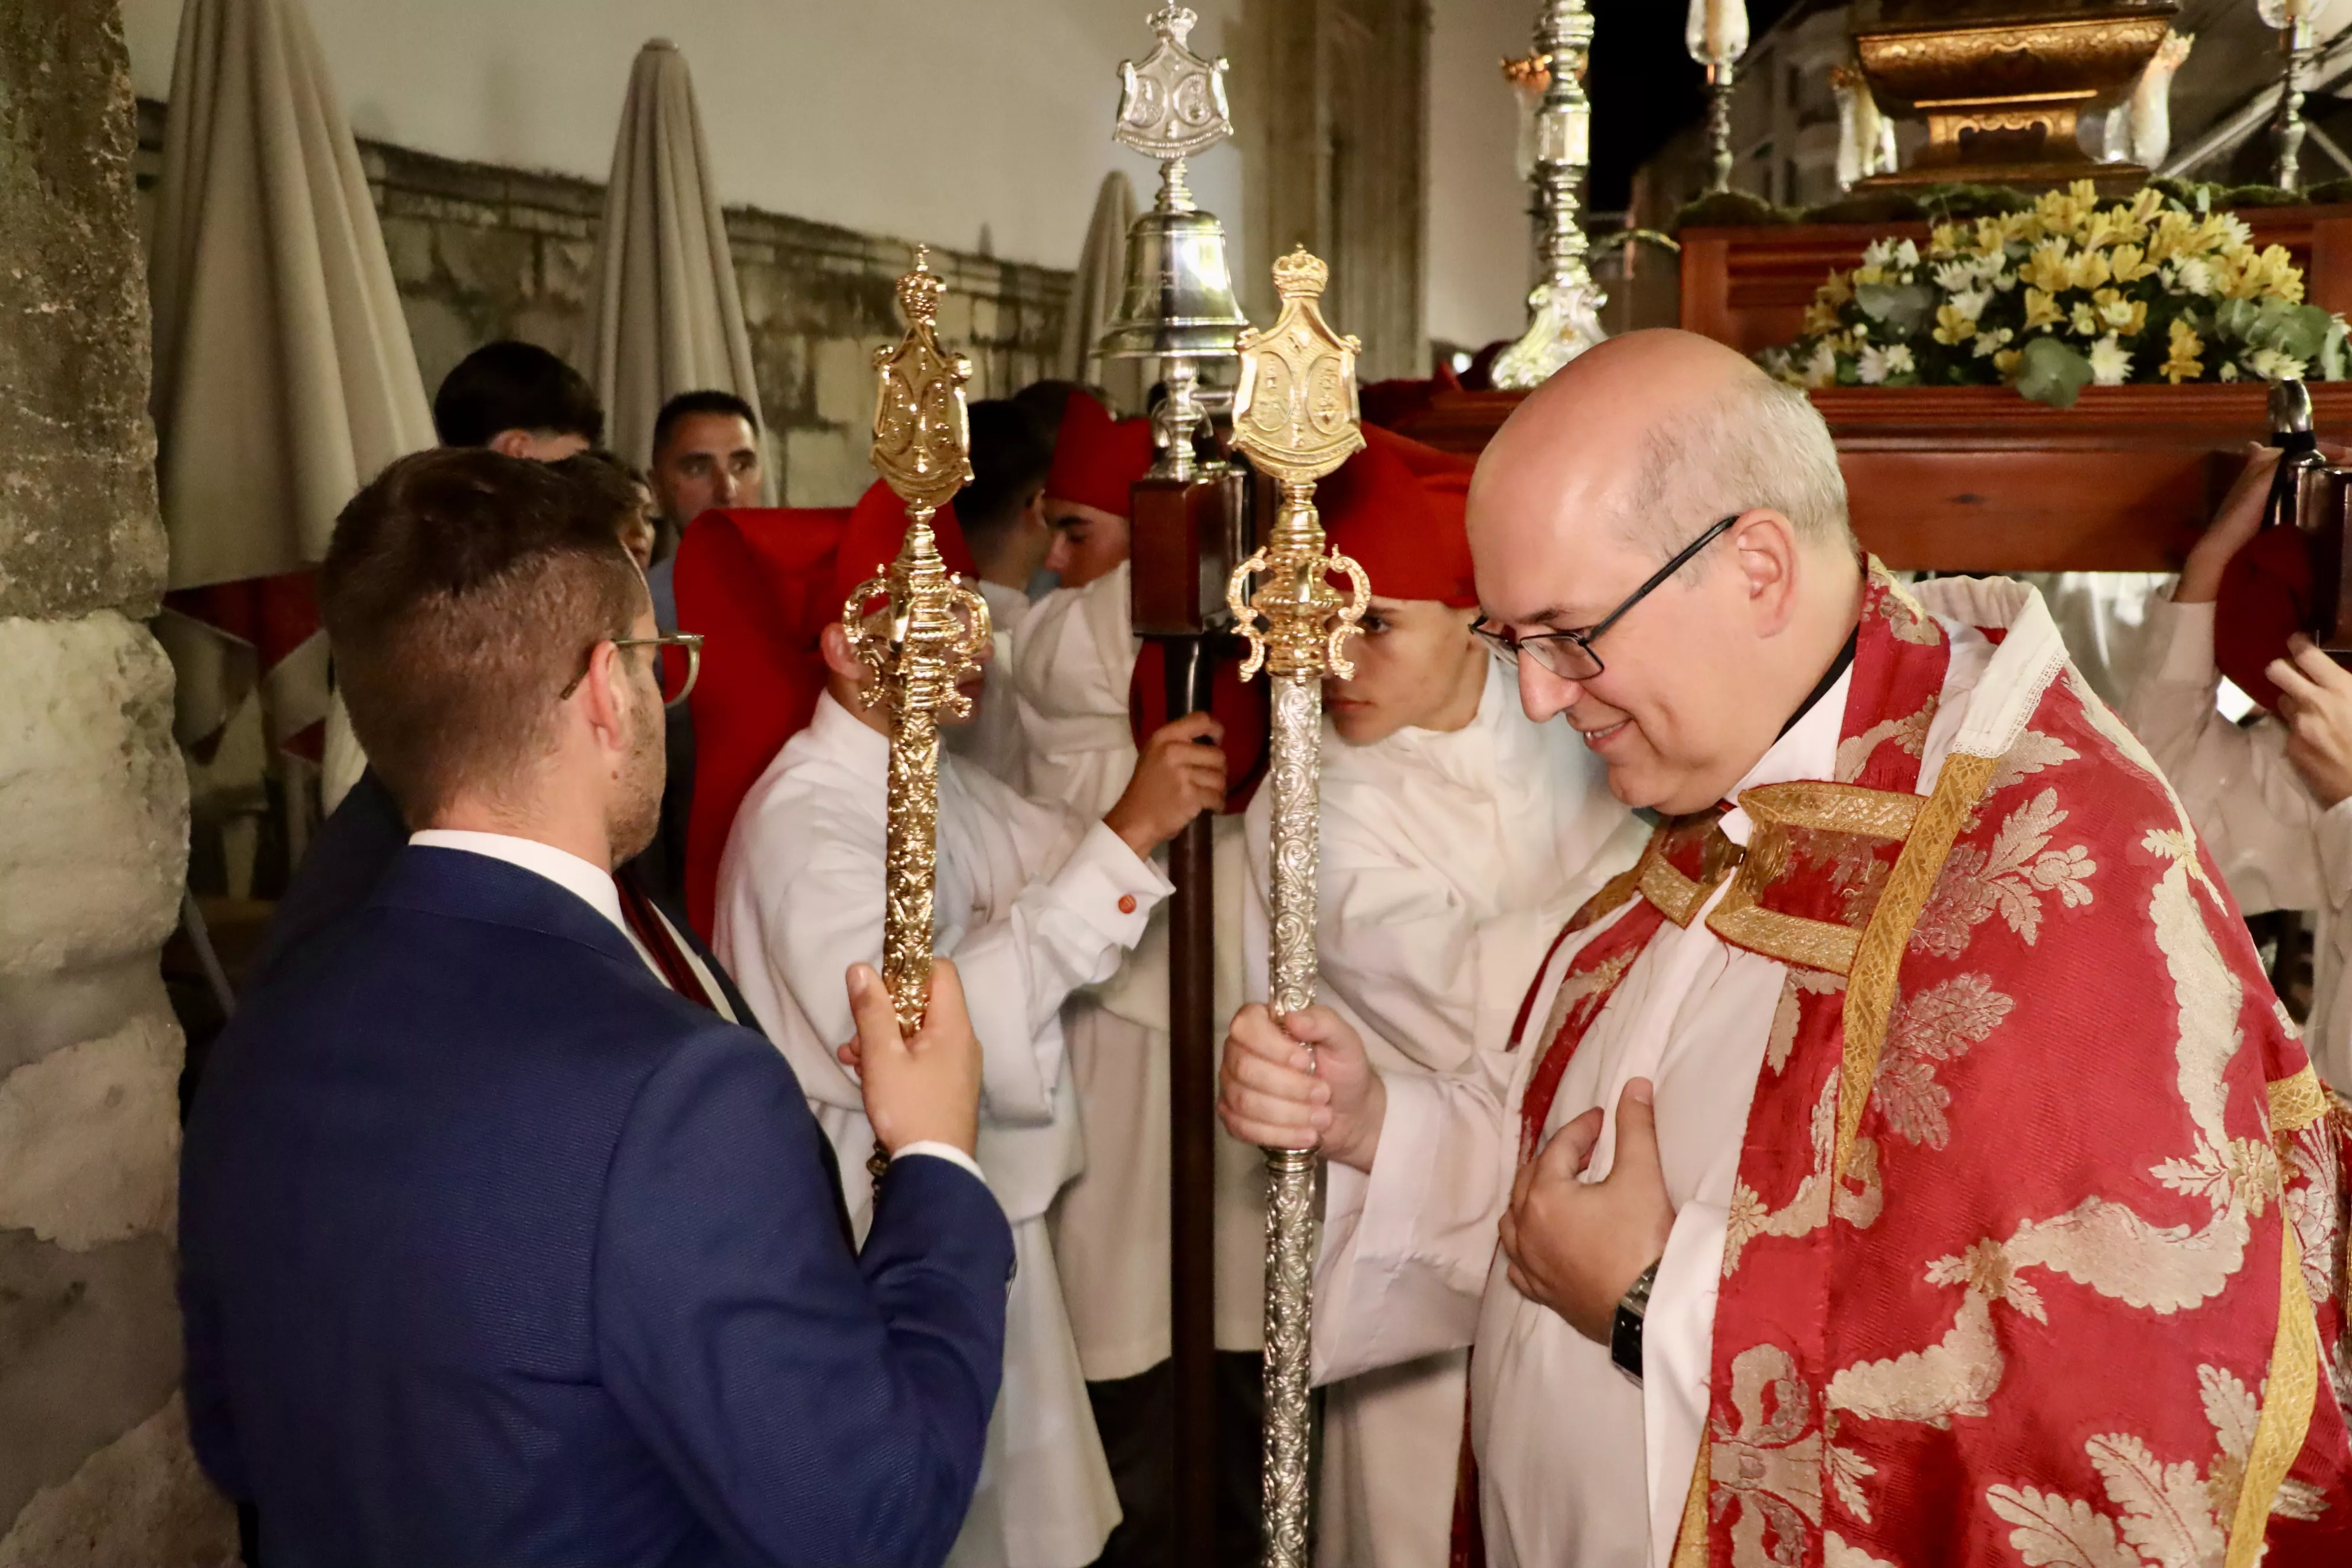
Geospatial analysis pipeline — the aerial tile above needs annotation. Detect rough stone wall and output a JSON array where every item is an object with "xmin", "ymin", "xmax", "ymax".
[
  {"xmin": 132, "ymin": 101, "xmax": 1072, "ymax": 505},
  {"xmin": 0, "ymin": 4, "xmax": 233, "ymax": 1563}
]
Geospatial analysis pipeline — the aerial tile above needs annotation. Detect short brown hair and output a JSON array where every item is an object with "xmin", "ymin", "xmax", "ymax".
[{"xmin": 322, "ymin": 448, "xmax": 645, "ymax": 823}]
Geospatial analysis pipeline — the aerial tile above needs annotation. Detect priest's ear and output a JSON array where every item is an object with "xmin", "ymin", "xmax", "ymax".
[
  {"xmin": 1726, "ymin": 507, "xmax": 1804, "ymax": 641},
  {"xmin": 819, "ymin": 621, "xmax": 866, "ymax": 682}
]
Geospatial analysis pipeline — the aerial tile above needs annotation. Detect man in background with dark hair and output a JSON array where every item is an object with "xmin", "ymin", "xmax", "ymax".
[
  {"xmin": 943, "ymin": 398, "xmax": 1056, "ymax": 790},
  {"xmin": 184, "ymin": 447, "xmax": 1010, "ymax": 1568},
  {"xmin": 429, "ymin": 340, "xmax": 605, "ymax": 458},
  {"xmin": 636, "ymin": 390, "xmax": 764, "ymax": 906},
  {"xmin": 645, "ymin": 388, "xmax": 765, "ymax": 634}
]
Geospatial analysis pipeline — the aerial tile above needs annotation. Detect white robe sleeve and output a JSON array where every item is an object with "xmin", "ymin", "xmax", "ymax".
[
  {"xmin": 736, "ymin": 775, "xmax": 1171, "ymax": 1129},
  {"xmin": 1313, "ymin": 1063, "xmax": 1515, "ymax": 1386},
  {"xmin": 950, "ymin": 817, "xmax": 1174, "ymax": 1122},
  {"xmin": 2122, "ymin": 597, "xmax": 2325, "ymax": 915}
]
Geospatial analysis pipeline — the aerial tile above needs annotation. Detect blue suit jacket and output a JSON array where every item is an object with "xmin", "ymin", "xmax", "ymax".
[{"xmin": 181, "ymin": 846, "xmax": 1013, "ymax": 1568}]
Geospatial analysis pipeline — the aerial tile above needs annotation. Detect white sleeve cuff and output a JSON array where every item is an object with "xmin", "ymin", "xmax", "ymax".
[
  {"xmin": 1643, "ymin": 1198, "xmax": 1727, "ymax": 1568},
  {"xmin": 893, "ymin": 1141, "xmax": 990, "ymax": 1185},
  {"xmin": 1050, "ymin": 821, "xmax": 1177, "ymax": 950}
]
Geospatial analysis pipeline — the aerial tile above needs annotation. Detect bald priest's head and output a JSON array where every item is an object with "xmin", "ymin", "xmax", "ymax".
[{"xmin": 1469, "ymin": 328, "xmax": 1863, "ymax": 816}]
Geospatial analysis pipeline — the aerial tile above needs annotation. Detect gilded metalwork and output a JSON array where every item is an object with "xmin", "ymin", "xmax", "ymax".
[
  {"xmin": 1492, "ymin": 0, "xmax": 1606, "ymax": 389},
  {"xmin": 1852, "ymin": 9, "xmax": 2177, "ymax": 185},
  {"xmin": 845, "ymin": 250, "xmax": 991, "ymax": 1038},
  {"xmin": 1224, "ymin": 246, "xmax": 1366, "ymax": 1568}
]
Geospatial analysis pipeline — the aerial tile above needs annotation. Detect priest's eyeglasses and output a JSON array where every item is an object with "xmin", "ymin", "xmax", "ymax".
[
  {"xmin": 1472, "ymin": 514, "xmax": 1739, "ymax": 681},
  {"xmin": 557, "ymin": 633, "xmax": 704, "ymax": 708}
]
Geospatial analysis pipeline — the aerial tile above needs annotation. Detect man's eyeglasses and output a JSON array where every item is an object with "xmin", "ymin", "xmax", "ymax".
[
  {"xmin": 557, "ymin": 633, "xmax": 704, "ymax": 708},
  {"xmin": 1473, "ymin": 514, "xmax": 1739, "ymax": 682}
]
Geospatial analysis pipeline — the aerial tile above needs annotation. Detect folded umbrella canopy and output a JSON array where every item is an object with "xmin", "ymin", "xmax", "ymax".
[
  {"xmin": 1059, "ymin": 170, "xmax": 1145, "ymax": 413},
  {"xmin": 585, "ymin": 39, "xmax": 766, "ymax": 483},
  {"xmin": 149, "ymin": 0, "xmax": 433, "ymax": 802}
]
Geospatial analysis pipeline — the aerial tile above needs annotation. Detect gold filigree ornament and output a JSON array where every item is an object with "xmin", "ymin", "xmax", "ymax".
[
  {"xmin": 844, "ymin": 249, "xmax": 991, "ymax": 1040},
  {"xmin": 1223, "ymin": 244, "xmax": 1366, "ymax": 1568}
]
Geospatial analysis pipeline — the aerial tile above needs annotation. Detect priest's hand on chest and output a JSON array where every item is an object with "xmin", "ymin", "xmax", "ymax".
[{"xmin": 1498, "ymin": 1079, "xmax": 1676, "ymax": 1344}]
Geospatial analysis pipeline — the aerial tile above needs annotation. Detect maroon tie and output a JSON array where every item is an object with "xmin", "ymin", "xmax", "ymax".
[{"xmin": 615, "ymin": 873, "xmax": 720, "ymax": 1014}]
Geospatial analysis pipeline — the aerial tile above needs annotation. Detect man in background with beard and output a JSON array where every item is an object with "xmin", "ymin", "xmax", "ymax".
[{"xmin": 181, "ymin": 448, "xmax": 1013, "ymax": 1568}]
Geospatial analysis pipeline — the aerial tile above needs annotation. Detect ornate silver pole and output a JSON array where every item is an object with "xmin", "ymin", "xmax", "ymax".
[
  {"xmin": 1705, "ymin": 62, "xmax": 1737, "ymax": 193},
  {"xmin": 1687, "ymin": 0, "xmax": 1750, "ymax": 195},
  {"xmin": 2263, "ymin": 4, "xmax": 2320, "ymax": 190},
  {"xmin": 1097, "ymin": 5, "xmax": 1250, "ymax": 479},
  {"xmin": 1226, "ymin": 248, "xmax": 1369, "ymax": 1568},
  {"xmin": 1491, "ymin": 0, "xmax": 1605, "ymax": 390}
]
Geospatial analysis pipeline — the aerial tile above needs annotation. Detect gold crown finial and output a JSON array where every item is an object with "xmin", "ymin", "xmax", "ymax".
[
  {"xmin": 1270, "ymin": 246, "xmax": 1330, "ymax": 302},
  {"xmin": 1151, "ymin": 4, "xmax": 1196, "ymax": 46},
  {"xmin": 895, "ymin": 247, "xmax": 944, "ymax": 329}
]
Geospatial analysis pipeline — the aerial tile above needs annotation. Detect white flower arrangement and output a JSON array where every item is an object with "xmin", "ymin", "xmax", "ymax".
[{"xmin": 1760, "ymin": 182, "xmax": 2349, "ymax": 407}]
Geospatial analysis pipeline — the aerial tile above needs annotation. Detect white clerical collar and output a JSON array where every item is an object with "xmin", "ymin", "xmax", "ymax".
[
  {"xmin": 408, "ymin": 828, "xmax": 630, "ymax": 939},
  {"xmin": 1717, "ymin": 661, "xmax": 1854, "ymax": 847}
]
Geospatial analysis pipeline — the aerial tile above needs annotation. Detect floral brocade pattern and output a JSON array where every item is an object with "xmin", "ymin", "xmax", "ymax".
[{"xmin": 1693, "ymin": 585, "xmax": 2352, "ymax": 1566}]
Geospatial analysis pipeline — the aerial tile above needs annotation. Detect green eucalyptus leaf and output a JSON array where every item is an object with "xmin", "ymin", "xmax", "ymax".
[
  {"xmin": 1855, "ymin": 281, "xmax": 1934, "ymax": 336},
  {"xmin": 2322, "ymin": 320, "xmax": 2348, "ymax": 382},
  {"xmin": 2015, "ymin": 335, "xmax": 2093, "ymax": 409}
]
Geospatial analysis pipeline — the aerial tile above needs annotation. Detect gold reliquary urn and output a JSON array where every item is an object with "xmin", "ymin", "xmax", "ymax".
[{"xmin": 1852, "ymin": 1, "xmax": 2180, "ymax": 188}]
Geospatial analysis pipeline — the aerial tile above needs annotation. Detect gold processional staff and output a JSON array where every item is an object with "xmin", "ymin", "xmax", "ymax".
[
  {"xmin": 1226, "ymin": 247, "xmax": 1370, "ymax": 1568},
  {"xmin": 845, "ymin": 249, "xmax": 992, "ymax": 1180}
]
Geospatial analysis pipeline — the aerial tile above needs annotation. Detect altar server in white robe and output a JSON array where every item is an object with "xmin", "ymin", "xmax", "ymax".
[
  {"xmin": 1236, "ymin": 426, "xmax": 1646, "ymax": 1568},
  {"xmin": 1013, "ymin": 388, "xmax": 1272, "ymax": 1558},
  {"xmin": 715, "ymin": 479, "xmax": 1228, "ymax": 1568},
  {"xmin": 2124, "ymin": 444, "xmax": 2352, "ymax": 1093},
  {"xmin": 943, "ymin": 398, "xmax": 1057, "ymax": 793}
]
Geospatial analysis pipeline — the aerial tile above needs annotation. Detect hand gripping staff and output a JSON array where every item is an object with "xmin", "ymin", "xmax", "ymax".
[{"xmin": 1224, "ymin": 247, "xmax": 1370, "ymax": 1568}]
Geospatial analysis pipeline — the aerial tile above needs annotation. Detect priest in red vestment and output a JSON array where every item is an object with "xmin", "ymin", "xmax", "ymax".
[{"xmin": 1219, "ymin": 329, "xmax": 2352, "ymax": 1567}]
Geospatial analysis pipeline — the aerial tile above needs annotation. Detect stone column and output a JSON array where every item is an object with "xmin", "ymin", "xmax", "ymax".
[{"xmin": 0, "ymin": 2, "xmax": 235, "ymax": 1562}]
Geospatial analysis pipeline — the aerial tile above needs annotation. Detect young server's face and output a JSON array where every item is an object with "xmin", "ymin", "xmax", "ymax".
[
  {"xmin": 1323, "ymin": 597, "xmax": 1489, "ymax": 746},
  {"xmin": 1041, "ymin": 500, "xmax": 1130, "ymax": 587}
]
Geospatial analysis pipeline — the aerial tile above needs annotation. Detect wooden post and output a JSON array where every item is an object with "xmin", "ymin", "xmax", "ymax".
[{"xmin": 1131, "ymin": 463, "xmax": 1251, "ymax": 1567}]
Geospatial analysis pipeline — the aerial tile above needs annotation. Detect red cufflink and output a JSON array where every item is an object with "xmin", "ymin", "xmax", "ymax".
[{"xmin": 1118, "ymin": 894, "xmax": 1138, "ymax": 914}]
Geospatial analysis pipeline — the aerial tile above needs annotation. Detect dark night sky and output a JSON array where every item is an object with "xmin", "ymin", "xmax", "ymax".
[{"xmin": 1586, "ymin": 0, "xmax": 1806, "ymax": 211}]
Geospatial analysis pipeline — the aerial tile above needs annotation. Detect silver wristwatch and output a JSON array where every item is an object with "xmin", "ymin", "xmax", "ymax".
[{"xmin": 1609, "ymin": 1260, "xmax": 1660, "ymax": 1383}]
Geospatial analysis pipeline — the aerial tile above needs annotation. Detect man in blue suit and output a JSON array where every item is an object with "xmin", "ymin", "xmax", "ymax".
[{"xmin": 179, "ymin": 448, "xmax": 1011, "ymax": 1567}]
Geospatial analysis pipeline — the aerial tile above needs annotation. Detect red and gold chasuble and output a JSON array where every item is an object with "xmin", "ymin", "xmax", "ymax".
[{"xmin": 1485, "ymin": 567, "xmax": 2351, "ymax": 1567}]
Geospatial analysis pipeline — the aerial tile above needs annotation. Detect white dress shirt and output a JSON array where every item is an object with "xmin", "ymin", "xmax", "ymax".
[
  {"xmin": 1312, "ymin": 599, "xmax": 2002, "ymax": 1568},
  {"xmin": 2124, "ymin": 596, "xmax": 2352, "ymax": 1093}
]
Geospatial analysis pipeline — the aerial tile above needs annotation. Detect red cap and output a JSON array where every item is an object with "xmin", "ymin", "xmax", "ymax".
[
  {"xmin": 675, "ymin": 505, "xmax": 855, "ymax": 937},
  {"xmin": 1314, "ymin": 426, "xmax": 1479, "ymax": 608},
  {"xmin": 1045, "ymin": 391, "xmax": 1155, "ymax": 518},
  {"xmin": 2217, "ymin": 523, "xmax": 2327, "ymax": 710},
  {"xmin": 831, "ymin": 478, "xmax": 981, "ymax": 611}
]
